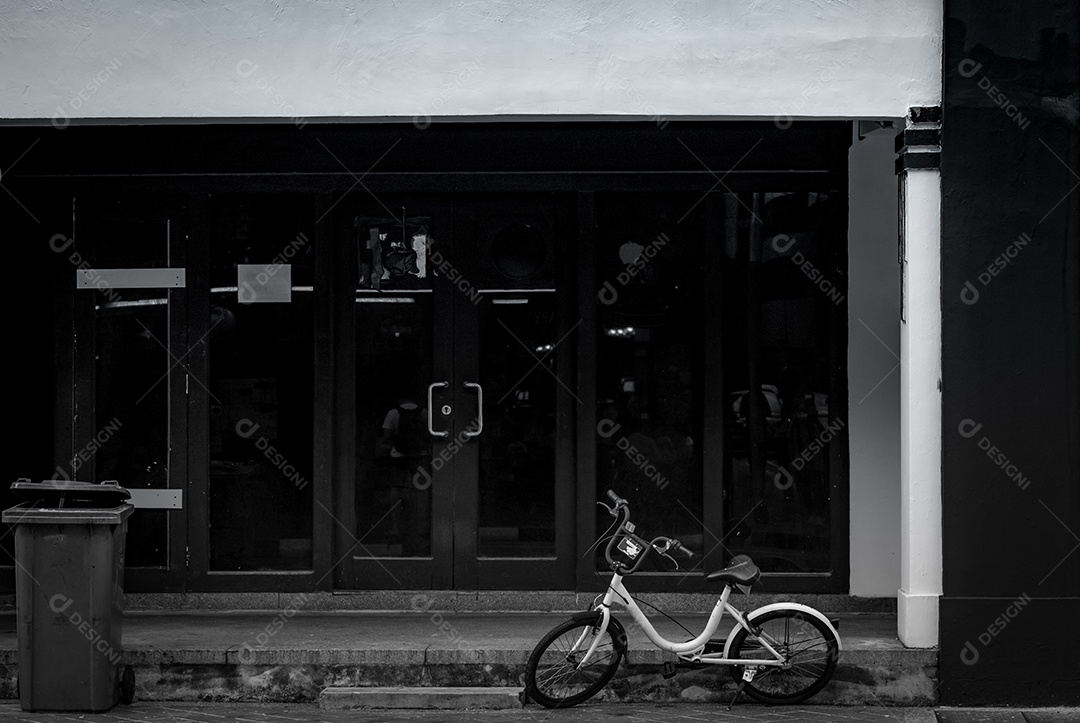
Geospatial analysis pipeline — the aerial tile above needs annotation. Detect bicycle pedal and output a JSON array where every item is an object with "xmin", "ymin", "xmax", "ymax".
[
  {"xmin": 830, "ymin": 617, "xmax": 840, "ymax": 629},
  {"xmin": 661, "ymin": 661, "xmax": 677, "ymax": 679}
]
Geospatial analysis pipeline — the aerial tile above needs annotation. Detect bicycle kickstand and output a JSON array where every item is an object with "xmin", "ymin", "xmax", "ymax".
[
  {"xmin": 727, "ymin": 667, "xmax": 754, "ymax": 711},
  {"xmin": 727, "ymin": 681, "xmax": 745, "ymax": 711}
]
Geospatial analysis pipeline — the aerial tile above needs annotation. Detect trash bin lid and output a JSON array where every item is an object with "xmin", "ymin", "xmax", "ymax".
[{"xmin": 9, "ymin": 478, "xmax": 131, "ymax": 508}]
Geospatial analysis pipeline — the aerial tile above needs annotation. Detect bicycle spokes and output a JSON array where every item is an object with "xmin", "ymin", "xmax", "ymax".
[
  {"xmin": 525, "ymin": 619, "xmax": 623, "ymax": 707},
  {"xmin": 730, "ymin": 609, "xmax": 839, "ymax": 704}
]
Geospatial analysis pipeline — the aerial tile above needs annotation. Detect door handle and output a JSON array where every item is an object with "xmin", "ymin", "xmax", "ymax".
[
  {"xmin": 427, "ymin": 381, "xmax": 449, "ymax": 437},
  {"xmin": 463, "ymin": 381, "xmax": 483, "ymax": 438}
]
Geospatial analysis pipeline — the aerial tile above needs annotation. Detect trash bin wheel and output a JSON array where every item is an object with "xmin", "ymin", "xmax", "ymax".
[{"xmin": 119, "ymin": 665, "xmax": 135, "ymax": 704}]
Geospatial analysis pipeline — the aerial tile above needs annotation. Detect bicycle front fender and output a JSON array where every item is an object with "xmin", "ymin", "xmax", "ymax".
[
  {"xmin": 721, "ymin": 602, "xmax": 843, "ymax": 660},
  {"xmin": 571, "ymin": 609, "xmax": 630, "ymax": 658}
]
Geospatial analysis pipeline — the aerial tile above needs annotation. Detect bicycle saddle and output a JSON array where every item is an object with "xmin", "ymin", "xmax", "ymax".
[{"xmin": 706, "ymin": 554, "xmax": 761, "ymax": 586}]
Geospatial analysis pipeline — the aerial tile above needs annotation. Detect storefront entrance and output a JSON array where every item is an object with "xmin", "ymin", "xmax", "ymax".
[{"xmin": 340, "ymin": 194, "xmax": 577, "ymax": 589}]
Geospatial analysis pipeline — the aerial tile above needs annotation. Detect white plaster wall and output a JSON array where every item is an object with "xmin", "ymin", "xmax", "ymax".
[
  {"xmin": 0, "ymin": 1, "xmax": 941, "ymax": 122},
  {"xmin": 847, "ymin": 123, "xmax": 903, "ymax": 597}
]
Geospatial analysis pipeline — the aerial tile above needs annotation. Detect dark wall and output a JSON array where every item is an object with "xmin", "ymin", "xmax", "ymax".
[
  {"xmin": 941, "ymin": 0, "xmax": 1079, "ymax": 705},
  {"xmin": 1, "ymin": 151, "xmax": 60, "ymax": 585}
]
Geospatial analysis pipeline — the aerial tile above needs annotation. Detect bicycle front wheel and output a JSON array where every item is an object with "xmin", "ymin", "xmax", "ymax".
[
  {"xmin": 525, "ymin": 617, "xmax": 623, "ymax": 708},
  {"xmin": 728, "ymin": 607, "xmax": 839, "ymax": 704}
]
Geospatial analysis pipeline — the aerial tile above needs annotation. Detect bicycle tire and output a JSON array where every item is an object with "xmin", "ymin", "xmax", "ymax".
[
  {"xmin": 525, "ymin": 617, "xmax": 624, "ymax": 708},
  {"xmin": 728, "ymin": 606, "xmax": 839, "ymax": 704}
]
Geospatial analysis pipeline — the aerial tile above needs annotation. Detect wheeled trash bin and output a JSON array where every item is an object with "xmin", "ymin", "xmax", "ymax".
[{"xmin": 3, "ymin": 478, "xmax": 136, "ymax": 712}]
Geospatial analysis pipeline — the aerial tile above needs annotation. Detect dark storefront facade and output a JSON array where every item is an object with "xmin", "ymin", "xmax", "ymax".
[{"xmin": 4, "ymin": 122, "xmax": 851, "ymax": 596}]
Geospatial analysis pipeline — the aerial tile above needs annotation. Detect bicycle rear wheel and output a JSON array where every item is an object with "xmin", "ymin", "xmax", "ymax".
[
  {"xmin": 728, "ymin": 607, "xmax": 839, "ymax": 704},
  {"xmin": 525, "ymin": 617, "xmax": 623, "ymax": 708}
]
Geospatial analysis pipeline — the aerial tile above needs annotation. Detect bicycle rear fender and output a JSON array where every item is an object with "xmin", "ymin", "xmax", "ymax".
[
  {"xmin": 721, "ymin": 602, "xmax": 843, "ymax": 659},
  {"xmin": 571, "ymin": 610, "xmax": 630, "ymax": 658}
]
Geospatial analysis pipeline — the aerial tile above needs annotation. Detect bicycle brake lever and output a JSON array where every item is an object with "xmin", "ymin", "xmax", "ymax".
[{"xmin": 596, "ymin": 501, "xmax": 615, "ymax": 516}]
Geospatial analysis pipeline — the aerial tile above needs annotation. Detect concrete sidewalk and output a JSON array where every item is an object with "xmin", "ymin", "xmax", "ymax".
[
  {"xmin": 2, "ymin": 609, "xmax": 907, "ymax": 658},
  {"xmin": 0, "ymin": 609, "xmax": 908, "ymax": 662},
  {"xmin": 0, "ymin": 611, "xmax": 936, "ymax": 705},
  {"xmin": 119, "ymin": 609, "xmax": 906, "ymax": 660}
]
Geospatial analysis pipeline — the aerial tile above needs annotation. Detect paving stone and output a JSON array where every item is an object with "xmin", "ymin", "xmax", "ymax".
[
  {"xmin": 0, "ymin": 703, "xmax": 954, "ymax": 723},
  {"xmin": 0, "ymin": 703, "xmax": 1069, "ymax": 723},
  {"xmin": 936, "ymin": 710, "xmax": 1029, "ymax": 722}
]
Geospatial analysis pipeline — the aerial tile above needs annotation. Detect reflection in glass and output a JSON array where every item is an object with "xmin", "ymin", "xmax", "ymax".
[
  {"xmin": 478, "ymin": 294, "xmax": 557, "ymax": 557},
  {"xmin": 596, "ymin": 194, "xmax": 704, "ymax": 566},
  {"xmin": 208, "ymin": 295, "xmax": 314, "ymax": 570},
  {"xmin": 207, "ymin": 195, "xmax": 314, "ymax": 571},
  {"xmin": 723, "ymin": 192, "xmax": 840, "ymax": 573},
  {"xmin": 94, "ymin": 288, "xmax": 170, "ymax": 567},
  {"xmin": 86, "ymin": 217, "xmax": 172, "ymax": 568},
  {"xmin": 354, "ymin": 295, "xmax": 433, "ymax": 557}
]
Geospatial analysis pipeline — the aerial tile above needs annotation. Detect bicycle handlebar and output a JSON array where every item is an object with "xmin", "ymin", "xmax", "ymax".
[
  {"xmin": 669, "ymin": 539, "xmax": 696, "ymax": 559},
  {"xmin": 601, "ymin": 491, "xmax": 696, "ymax": 573}
]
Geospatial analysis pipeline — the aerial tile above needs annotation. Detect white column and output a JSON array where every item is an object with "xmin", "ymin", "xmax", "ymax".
[{"xmin": 897, "ymin": 113, "xmax": 942, "ymax": 648}]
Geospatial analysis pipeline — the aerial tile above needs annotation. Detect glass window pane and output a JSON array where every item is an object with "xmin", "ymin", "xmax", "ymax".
[
  {"xmin": 478, "ymin": 293, "xmax": 558, "ymax": 557},
  {"xmin": 82, "ymin": 214, "xmax": 172, "ymax": 569},
  {"xmin": 723, "ymin": 192, "xmax": 841, "ymax": 573},
  {"xmin": 595, "ymin": 194, "xmax": 705, "ymax": 568},
  {"xmin": 207, "ymin": 196, "xmax": 314, "ymax": 571},
  {"xmin": 93, "ymin": 289, "xmax": 171, "ymax": 567},
  {"xmin": 91, "ymin": 219, "xmax": 169, "ymax": 269},
  {"xmin": 354, "ymin": 294, "xmax": 433, "ymax": 557},
  {"xmin": 354, "ymin": 211, "xmax": 435, "ymax": 558}
]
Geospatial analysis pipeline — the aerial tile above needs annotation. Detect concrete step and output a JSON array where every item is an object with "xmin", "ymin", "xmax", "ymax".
[
  {"xmin": 321, "ymin": 686, "xmax": 524, "ymax": 710},
  {"xmin": 0, "ymin": 611, "xmax": 935, "ymax": 706}
]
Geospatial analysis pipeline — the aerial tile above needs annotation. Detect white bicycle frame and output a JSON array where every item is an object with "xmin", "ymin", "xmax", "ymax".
[{"xmin": 578, "ymin": 572, "xmax": 829, "ymax": 669}]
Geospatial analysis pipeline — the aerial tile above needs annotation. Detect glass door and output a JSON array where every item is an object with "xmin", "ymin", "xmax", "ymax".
[
  {"xmin": 452, "ymin": 195, "xmax": 575, "ymax": 589},
  {"xmin": 345, "ymin": 196, "xmax": 453, "ymax": 588},
  {"xmin": 339, "ymin": 193, "xmax": 575, "ymax": 589},
  {"xmin": 71, "ymin": 195, "xmax": 189, "ymax": 591}
]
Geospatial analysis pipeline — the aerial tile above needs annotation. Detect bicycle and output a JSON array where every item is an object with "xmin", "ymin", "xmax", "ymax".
[{"xmin": 522, "ymin": 490, "xmax": 841, "ymax": 708}]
